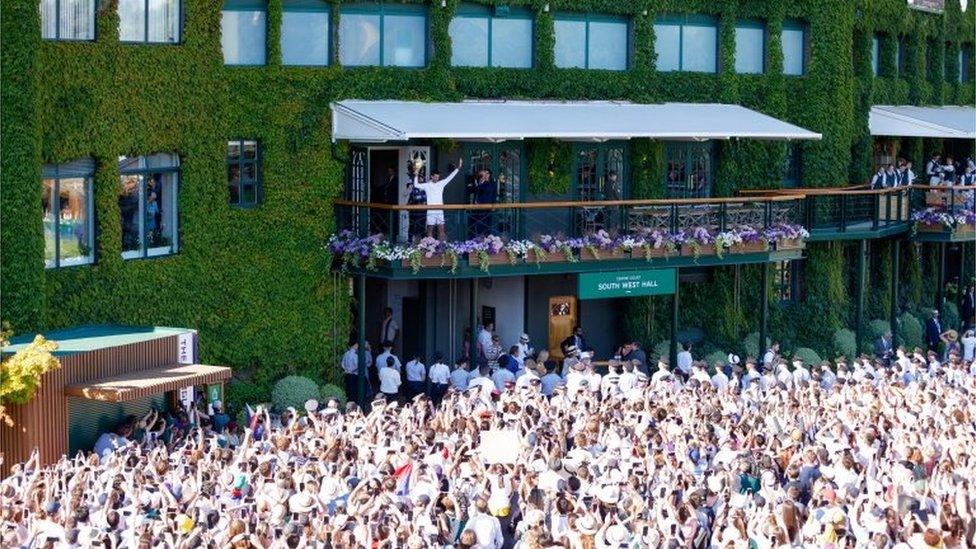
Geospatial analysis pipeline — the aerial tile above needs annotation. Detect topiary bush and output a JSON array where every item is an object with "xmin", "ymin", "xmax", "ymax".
[
  {"xmin": 942, "ymin": 302, "xmax": 961, "ymax": 332},
  {"xmin": 224, "ymin": 379, "xmax": 270, "ymax": 415},
  {"xmin": 319, "ymin": 383, "xmax": 347, "ymax": 406},
  {"xmin": 704, "ymin": 350, "xmax": 728, "ymax": 373},
  {"xmin": 271, "ymin": 375, "xmax": 321, "ymax": 412},
  {"xmin": 832, "ymin": 329, "xmax": 857, "ymax": 361},
  {"xmin": 792, "ymin": 347, "xmax": 823, "ymax": 367},
  {"xmin": 899, "ymin": 312, "xmax": 924, "ymax": 351},
  {"xmin": 864, "ymin": 319, "xmax": 891, "ymax": 353},
  {"xmin": 652, "ymin": 340, "xmax": 671, "ymax": 362},
  {"xmin": 742, "ymin": 332, "xmax": 770, "ymax": 360}
]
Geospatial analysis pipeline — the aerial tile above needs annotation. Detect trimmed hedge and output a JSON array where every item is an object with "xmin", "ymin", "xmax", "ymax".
[
  {"xmin": 319, "ymin": 383, "xmax": 347, "ymax": 406},
  {"xmin": 899, "ymin": 312, "xmax": 924, "ymax": 351},
  {"xmin": 831, "ymin": 329, "xmax": 857, "ymax": 361},
  {"xmin": 271, "ymin": 375, "xmax": 321, "ymax": 412},
  {"xmin": 792, "ymin": 347, "xmax": 823, "ymax": 367}
]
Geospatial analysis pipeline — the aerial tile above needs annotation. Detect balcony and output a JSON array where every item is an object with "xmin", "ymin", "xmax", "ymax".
[{"xmin": 330, "ymin": 196, "xmax": 809, "ymax": 278}]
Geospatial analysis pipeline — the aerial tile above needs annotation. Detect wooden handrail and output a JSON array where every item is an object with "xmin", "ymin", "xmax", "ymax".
[
  {"xmin": 333, "ymin": 194, "xmax": 800, "ymax": 211},
  {"xmin": 739, "ymin": 183, "xmax": 871, "ymax": 195},
  {"xmin": 741, "ymin": 184, "xmax": 976, "ymax": 197},
  {"xmin": 909, "ymin": 184, "xmax": 976, "ymax": 191}
]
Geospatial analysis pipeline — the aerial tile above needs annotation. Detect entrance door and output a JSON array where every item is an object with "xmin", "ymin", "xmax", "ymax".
[
  {"xmin": 369, "ymin": 149, "xmax": 399, "ymax": 238},
  {"xmin": 462, "ymin": 142, "xmax": 525, "ymax": 238},
  {"xmin": 548, "ymin": 296, "xmax": 578, "ymax": 360},
  {"xmin": 401, "ymin": 296, "xmax": 423, "ymax": 363},
  {"xmin": 347, "ymin": 146, "xmax": 368, "ymax": 235}
]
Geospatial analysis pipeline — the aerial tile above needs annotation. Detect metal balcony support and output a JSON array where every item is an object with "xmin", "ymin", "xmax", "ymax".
[
  {"xmin": 356, "ymin": 274, "xmax": 367, "ymax": 407},
  {"xmin": 890, "ymin": 240, "xmax": 900, "ymax": 347},
  {"xmin": 839, "ymin": 194, "xmax": 848, "ymax": 232},
  {"xmin": 872, "ymin": 195, "xmax": 880, "ymax": 230},
  {"xmin": 855, "ymin": 239, "xmax": 867, "ymax": 354},
  {"xmin": 719, "ymin": 203, "xmax": 727, "ymax": 232},
  {"xmin": 937, "ymin": 243, "xmax": 947, "ymax": 315},
  {"xmin": 759, "ymin": 262, "xmax": 769, "ymax": 360},
  {"xmin": 670, "ymin": 269, "xmax": 680, "ymax": 370},
  {"xmin": 469, "ymin": 280, "xmax": 478, "ymax": 365}
]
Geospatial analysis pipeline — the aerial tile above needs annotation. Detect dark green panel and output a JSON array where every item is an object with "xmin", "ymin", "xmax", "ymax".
[{"xmin": 68, "ymin": 394, "xmax": 167, "ymax": 455}]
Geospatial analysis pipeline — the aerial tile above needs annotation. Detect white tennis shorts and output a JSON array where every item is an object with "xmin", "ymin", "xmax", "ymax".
[{"xmin": 426, "ymin": 209, "xmax": 445, "ymax": 226}]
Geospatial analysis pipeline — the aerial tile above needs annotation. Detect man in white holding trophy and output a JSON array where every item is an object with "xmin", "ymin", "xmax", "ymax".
[{"xmin": 410, "ymin": 157, "xmax": 462, "ymax": 240}]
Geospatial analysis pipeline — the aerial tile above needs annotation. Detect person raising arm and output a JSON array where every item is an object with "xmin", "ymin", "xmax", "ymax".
[{"xmin": 410, "ymin": 158, "xmax": 462, "ymax": 241}]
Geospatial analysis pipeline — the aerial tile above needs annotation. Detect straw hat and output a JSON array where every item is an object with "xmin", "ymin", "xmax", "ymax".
[
  {"xmin": 946, "ymin": 330, "xmax": 958, "ymax": 342},
  {"xmin": 576, "ymin": 515, "xmax": 599, "ymax": 535}
]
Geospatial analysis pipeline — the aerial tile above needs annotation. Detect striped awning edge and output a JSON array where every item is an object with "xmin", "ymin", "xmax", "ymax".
[{"xmin": 65, "ymin": 364, "xmax": 232, "ymax": 403}]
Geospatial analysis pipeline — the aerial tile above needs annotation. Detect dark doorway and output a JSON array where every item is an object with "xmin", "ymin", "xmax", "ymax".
[
  {"xmin": 401, "ymin": 296, "xmax": 424, "ymax": 363},
  {"xmin": 369, "ymin": 149, "xmax": 399, "ymax": 235}
]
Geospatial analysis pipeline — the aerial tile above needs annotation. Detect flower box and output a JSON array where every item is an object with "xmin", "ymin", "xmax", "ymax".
[
  {"xmin": 401, "ymin": 255, "xmax": 446, "ymax": 269},
  {"xmin": 733, "ymin": 241, "xmax": 769, "ymax": 254},
  {"xmin": 915, "ymin": 223, "xmax": 948, "ymax": 233},
  {"xmin": 680, "ymin": 244, "xmax": 716, "ymax": 258},
  {"xmin": 468, "ymin": 252, "xmax": 512, "ymax": 267},
  {"xmin": 527, "ymin": 249, "xmax": 573, "ymax": 264},
  {"xmin": 774, "ymin": 239, "xmax": 804, "ymax": 251},
  {"xmin": 580, "ymin": 248, "xmax": 628, "ymax": 261}
]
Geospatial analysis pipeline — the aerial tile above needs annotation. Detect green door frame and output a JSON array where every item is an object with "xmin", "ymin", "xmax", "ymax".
[
  {"xmin": 570, "ymin": 141, "xmax": 630, "ymax": 199},
  {"xmin": 461, "ymin": 141, "xmax": 527, "ymax": 237},
  {"xmin": 663, "ymin": 141, "xmax": 715, "ymax": 198}
]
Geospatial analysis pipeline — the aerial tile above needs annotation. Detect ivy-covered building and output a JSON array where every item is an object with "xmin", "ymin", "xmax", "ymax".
[{"xmin": 2, "ymin": 0, "xmax": 974, "ymax": 403}]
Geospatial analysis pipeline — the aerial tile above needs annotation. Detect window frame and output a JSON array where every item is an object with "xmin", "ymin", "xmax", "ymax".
[
  {"xmin": 733, "ymin": 19, "xmax": 766, "ymax": 74},
  {"xmin": 449, "ymin": 3, "xmax": 534, "ymax": 68},
  {"xmin": 775, "ymin": 260, "xmax": 798, "ymax": 305},
  {"xmin": 221, "ymin": 0, "xmax": 269, "ymax": 66},
  {"xmin": 871, "ymin": 34, "xmax": 880, "ymax": 77},
  {"xmin": 118, "ymin": 0, "xmax": 184, "ymax": 44},
  {"xmin": 40, "ymin": 0, "xmax": 98, "ymax": 41},
  {"xmin": 654, "ymin": 14, "xmax": 719, "ymax": 73},
  {"xmin": 571, "ymin": 141, "xmax": 630, "ymax": 199},
  {"xmin": 118, "ymin": 154, "xmax": 181, "ymax": 260},
  {"xmin": 43, "ymin": 162, "xmax": 96, "ymax": 269},
  {"xmin": 783, "ymin": 142, "xmax": 803, "ymax": 188},
  {"xmin": 663, "ymin": 141, "xmax": 715, "ymax": 199},
  {"xmin": 281, "ymin": 0, "xmax": 331, "ymax": 66},
  {"xmin": 227, "ymin": 140, "xmax": 263, "ymax": 208},
  {"xmin": 338, "ymin": 2, "xmax": 430, "ymax": 68},
  {"xmin": 896, "ymin": 35, "xmax": 907, "ymax": 78},
  {"xmin": 780, "ymin": 19, "xmax": 808, "ymax": 76},
  {"xmin": 961, "ymin": 45, "xmax": 972, "ymax": 83},
  {"xmin": 553, "ymin": 12, "xmax": 631, "ymax": 71}
]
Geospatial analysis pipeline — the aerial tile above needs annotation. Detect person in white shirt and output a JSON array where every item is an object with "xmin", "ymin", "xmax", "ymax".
[
  {"xmin": 477, "ymin": 323, "xmax": 493, "ymax": 365},
  {"xmin": 469, "ymin": 365, "xmax": 495, "ymax": 395},
  {"xmin": 711, "ymin": 362, "xmax": 729, "ymax": 391},
  {"xmin": 426, "ymin": 352, "xmax": 450, "ymax": 402},
  {"xmin": 601, "ymin": 361, "xmax": 622, "ymax": 399},
  {"xmin": 449, "ymin": 359, "xmax": 470, "ymax": 391},
  {"xmin": 378, "ymin": 357, "xmax": 401, "ymax": 400},
  {"xmin": 516, "ymin": 333, "xmax": 534, "ymax": 361},
  {"xmin": 775, "ymin": 362, "xmax": 793, "ymax": 389},
  {"xmin": 762, "ymin": 342, "xmax": 779, "ymax": 373},
  {"xmin": 792, "ymin": 359, "xmax": 811, "ymax": 386},
  {"xmin": 962, "ymin": 329, "xmax": 976, "ymax": 362},
  {"xmin": 691, "ymin": 362, "xmax": 711, "ymax": 385},
  {"xmin": 676, "ymin": 342, "xmax": 694, "ymax": 380},
  {"xmin": 409, "ymin": 158, "xmax": 462, "ymax": 240},
  {"xmin": 341, "ymin": 342, "xmax": 362, "ymax": 401},
  {"xmin": 404, "ymin": 354, "xmax": 426, "ymax": 399},
  {"xmin": 464, "ymin": 497, "xmax": 504, "ymax": 549},
  {"xmin": 618, "ymin": 361, "xmax": 638, "ymax": 393}
]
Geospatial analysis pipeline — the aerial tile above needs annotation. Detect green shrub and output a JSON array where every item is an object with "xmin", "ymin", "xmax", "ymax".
[
  {"xmin": 899, "ymin": 312, "xmax": 924, "ymax": 351},
  {"xmin": 832, "ymin": 329, "xmax": 857, "ymax": 361},
  {"xmin": 868, "ymin": 319, "xmax": 890, "ymax": 341},
  {"xmin": 319, "ymin": 383, "xmax": 347, "ymax": 406},
  {"xmin": 704, "ymin": 351, "xmax": 727, "ymax": 373},
  {"xmin": 942, "ymin": 302, "xmax": 961, "ymax": 331},
  {"xmin": 676, "ymin": 327, "xmax": 705, "ymax": 345},
  {"xmin": 792, "ymin": 347, "xmax": 823, "ymax": 367},
  {"xmin": 224, "ymin": 380, "xmax": 269, "ymax": 414},
  {"xmin": 652, "ymin": 340, "xmax": 671, "ymax": 362},
  {"xmin": 742, "ymin": 332, "xmax": 770, "ymax": 359},
  {"xmin": 271, "ymin": 375, "xmax": 321, "ymax": 412}
]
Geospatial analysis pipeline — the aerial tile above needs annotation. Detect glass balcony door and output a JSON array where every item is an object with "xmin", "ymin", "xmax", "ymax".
[{"xmin": 462, "ymin": 142, "xmax": 524, "ymax": 239}]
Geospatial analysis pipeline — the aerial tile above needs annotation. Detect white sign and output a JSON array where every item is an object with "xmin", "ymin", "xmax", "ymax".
[
  {"xmin": 177, "ymin": 331, "xmax": 197, "ymax": 365},
  {"xmin": 479, "ymin": 430, "xmax": 520, "ymax": 464},
  {"xmin": 179, "ymin": 386, "xmax": 194, "ymax": 408}
]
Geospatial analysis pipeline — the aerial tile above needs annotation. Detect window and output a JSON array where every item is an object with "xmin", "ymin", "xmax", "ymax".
[
  {"xmin": 573, "ymin": 142, "xmax": 627, "ymax": 233},
  {"xmin": 961, "ymin": 45, "xmax": 972, "ymax": 83},
  {"xmin": 783, "ymin": 143, "xmax": 802, "ymax": 188},
  {"xmin": 896, "ymin": 35, "xmax": 907, "ymax": 77},
  {"xmin": 781, "ymin": 20, "xmax": 806, "ymax": 75},
  {"xmin": 227, "ymin": 140, "xmax": 261, "ymax": 206},
  {"xmin": 281, "ymin": 0, "xmax": 330, "ymax": 65},
  {"xmin": 339, "ymin": 3, "xmax": 427, "ymax": 67},
  {"xmin": 554, "ymin": 13, "xmax": 629, "ymax": 70},
  {"xmin": 462, "ymin": 142, "xmax": 524, "ymax": 237},
  {"xmin": 734, "ymin": 20, "xmax": 765, "ymax": 74},
  {"xmin": 222, "ymin": 0, "xmax": 267, "ymax": 65},
  {"xmin": 871, "ymin": 34, "xmax": 880, "ymax": 76},
  {"xmin": 775, "ymin": 260, "xmax": 797, "ymax": 304},
  {"xmin": 449, "ymin": 4, "xmax": 533, "ymax": 68},
  {"xmin": 43, "ymin": 159, "xmax": 95, "ymax": 268},
  {"xmin": 118, "ymin": 0, "xmax": 181, "ymax": 43},
  {"xmin": 654, "ymin": 15, "xmax": 718, "ymax": 73},
  {"xmin": 39, "ymin": 0, "xmax": 95, "ymax": 40},
  {"xmin": 118, "ymin": 154, "xmax": 180, "ymax": 259},
  {"xmin": 664, "ymin": 141, "xmax": 714, "ymax": 198}
]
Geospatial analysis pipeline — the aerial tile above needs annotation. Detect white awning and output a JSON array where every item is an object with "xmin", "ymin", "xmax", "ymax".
[
  {"xmin": 330, "ymin": 100, "xmax": 822, "ymax": 143},
  {"xmin": 869, "ymin": 105, "xmax": 976, "ymax": 139}
]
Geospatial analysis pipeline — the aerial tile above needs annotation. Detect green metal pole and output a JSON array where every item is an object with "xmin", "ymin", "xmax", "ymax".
[
  {"xmin": 937, "ymin": 243, "xmax": 946, "ymax": 316},
  {"xmin": 356, "ymin": 274, "xmax": 367, "ymax": 407},
  {"xmin": 758, "ymin": 262, "xmax": 769, "ymax": 360},
  {"xmin": 470, "ymin": 280, "xmax": 478, "ymax": 364},
  {"xmin": 890, "ymin": 240, "xmax": 900, "ymax": 347},
  {"xmin": 855, "ymin": 240, "xmax": 867, "ymax": 355},
  {"xmin": 670, "ymin": 269, "xmax": 679, "ymax": 369}
]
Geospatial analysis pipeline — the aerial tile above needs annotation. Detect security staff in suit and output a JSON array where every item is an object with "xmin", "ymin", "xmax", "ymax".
[
  {"xmin": 925, "ymin": 309, "xmax": 944, "ymax": 353},
  {"xmin": 961, "ymin": 284, "xmax": 975, "ymax": 331},
  {"xmin": 874, "ymin": 331, "xmax": 894, "ymax": 366}
]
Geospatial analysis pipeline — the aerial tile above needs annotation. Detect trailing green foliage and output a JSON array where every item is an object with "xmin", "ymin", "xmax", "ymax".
[
  {"xmin": 942, "ymin": 302, "xmax": 961, "ymax": 333},
  {"xmin": 271, "ymin": 375, "xmax": 321, "ymax": 412}
]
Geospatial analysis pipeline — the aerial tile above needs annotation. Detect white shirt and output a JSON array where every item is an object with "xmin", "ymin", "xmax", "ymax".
[
  {"xmin": 465, "ymin": 512, "xmax": 504, "ymax": 549},
  {"xmin": 405, "ymin": 359, "xmax": 426, "ymax": 382},
  {"xmin": 429, "ymin": 362, "xmax": 451, "ymax": 384},
  {"xmin": 375, "ymin": 350, "xmax": 401, "ymax": 373},
  {"xmin": 450, "ymin": 368, "xmax": 469, "ymax": 390},
  {"xmin": 711, "ymin": 371, "xmax": 729, "ymax": 390},
  {"xmin": 676, "ymin": 351, "xmax": 693, "ymax": 375},
  {"xmin": 470, "ymin": 376, "xmax": 495, "ymax": 395},
  {"xmin": 341, "ymin": 348, "xmax": 359, "ymax": 375},
  {"xmin": 378, "ymin": 366, "xmax": 401, "ymax": 394},
  {"xmin": 412, "ymin": 168, "xmax": 460, "ymax": 206},
  {"xmin": 618, "ymin": 371, "xmax": 637, "ymax": 393},
  {"xmin": 477, "ymin": 328, "xmax": 492, "ymax": 356},
  {"xmin": 962, "ymin": 335, "xmax": 976, "ymax": 361}
]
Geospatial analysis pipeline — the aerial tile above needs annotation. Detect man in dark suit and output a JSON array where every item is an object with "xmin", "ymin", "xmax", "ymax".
[
  {"xmin": 467, "ymin": 169, "xmax": 497, "ymax": 237},
  {"xmin": 874, "ymin": 331, "xmax": 894, "ymax": 366},
  {"xmin": 925, "ymin": 309, "xmax": 943, "ymax": 353},
  {"xmin": 961, "ymin": 284, "xmax": 975, "ymax": 331},
  {"xmin": 561, "ymin": 326, "xmax": 589, "ymax": 356}
]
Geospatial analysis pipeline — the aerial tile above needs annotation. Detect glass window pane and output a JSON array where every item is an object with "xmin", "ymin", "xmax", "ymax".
[
  {"xmin": 58, "ymin": 178, "xmax": 93, "ymax": 265},
  {"xmin": 450, "ymin": 16, "xmax": 487, "ymax": 66},
  {"xmin": 339, "ymin": 12, "xmax": 380, "ymax": 66},
  {"xmin": 146, "ymin": 152, "xmax": 180, "ymax": 169},
  {"xmin": 119, "ymin": 175, "xmax": 143, "ymax": 254},
  {"xmin": 587, "ymin": 20, "xmax": 628, "ymax": 70},
  {"xmin": 119, "ymin": 0, "xmax": 146, "ymax": 41},
  {"xmin": 40, "ymin": 0, "xmax": 57, "ymax": 39},
  {"xmin": 148, "ymin": 0, "xmax": 180, "ymax": 43},
  {"xmin": 735, "ymin": 25, "xmax": 764, "ymax": 74},
  {"xmin": 449, "ymin": 16, "xmax": 488, "ymax": 67},
  {"xmin": 242, "ymin": 162, "xmax": 256, "ymax": 181},
  {"xmin": 782, "ymin": 27, "xmax": 805, "ymax": 75},
  {"xmin": 146, "ymin": 173, "xmax": 177, "ymax": 254},
  {"xmin": 681, "ymin": 23, "xmax": 717, "ymax": 73},
  {"xmin": 554, "ymin": 18, "xmax": 586, "ymax": 68},
  {"xmin": 491, "ymin": 18, "xmax": 532, "ymax": 68},
  {"xmin": 60, "ymin": 0, "xmax": 95, "ymax": 40},
  {"xmin": 227, "ymin": 140, "xmax": 241, "ymax": 160},
  {"xmin": 221, "ymin": 10, "xmax": 267, "ymax": 65},
  {"xmin": 654, "ymin": 23, "xmax": 680, "ymax": 71},
  {"xmin": 243, "ymin": 183, "xmax": 257, "ymax": 204},
  {"xmin": 282, "ymin": 10, "xmax": 329, "ymax": 65},
  {"xmin": 872, "ymin": 36, "xmax": 879, "ymax": 76},
  {"xmin": 382, "ymin": 14, "xmax": 426, "ymax": 67},
  {"xmin": 228, "ymin": 164, "xmax": 241, "ymax": 205},
  {"xmin": 43, "ymin": 179, "xmax": 56, "ymax": 267},
  {"xmin": 243, "ymin": 141, "xmax": 257, "ymax": 159}
]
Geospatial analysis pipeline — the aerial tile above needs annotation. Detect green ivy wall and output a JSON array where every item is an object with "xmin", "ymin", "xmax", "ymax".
[{"xmin": 1, "ymin": 0, "xmax": 973, "ymax": 388}]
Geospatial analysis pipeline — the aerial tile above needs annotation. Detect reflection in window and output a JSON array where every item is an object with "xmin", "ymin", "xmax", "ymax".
[
  {"xmin": 222, "ymin": 0, "xmax": 267, "ymax": 65},
  {"xmin": 43, "ymin": 160, "xmax": 95, "ymax": 268},
  {"xmin": 781, "ymin": 21, "xmax": 806, "ymax": 76},
  {"xmin": 118, "ymin": 154, "xmax": 180, "ymax": 259},
  {"xmin": 281, "ymin": 0, "xmax": 330, "ymax": 66},
  {"xmin": 574, "ymin": 143, "xmax": 627, "ymax": 233},
  {"xmin": 40, "ymin": 0, "xmax": 96, "ymax": 40},
  {"xmin": 734, "ymin": 21, "xmax": 765, "ymax": 74},
  {"xmin": 463, "ymin": 142, "xmax": 523, "ymax": 237},
  {"xmin": 554, "ymin": 14, "xmax": 628, "ymax": 70},
  {"xmin": 896, "ymin": 35, "xmax": 907, "ymax": 78},
  {"xmin": 449, "ymin": 4, "xmax": 533, "ymax": 68},
  {"xmin": 227, "ymin": 140, "xmax": 261, "ymax": 206},
  {"xmin": 871, "ymin": 35, "xmax": 880, "ymax": 76},
  {"xmin": 339, "ymin": 4, "xmax": 427, "ymax": 67},
  {"xmin": 665, "ymin": 142, "xmax": 714, "ymax": 199},
  {"xmin": 655, "ymin": 15, "xmax": 718, "ymax": 73},
  {"xmin": 119, "ymin": 0, "xmax": 181, "ymax": 43},
  {"xmin": 960, "ymin": 46, "xmax": 972, "ymax": 83}
]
